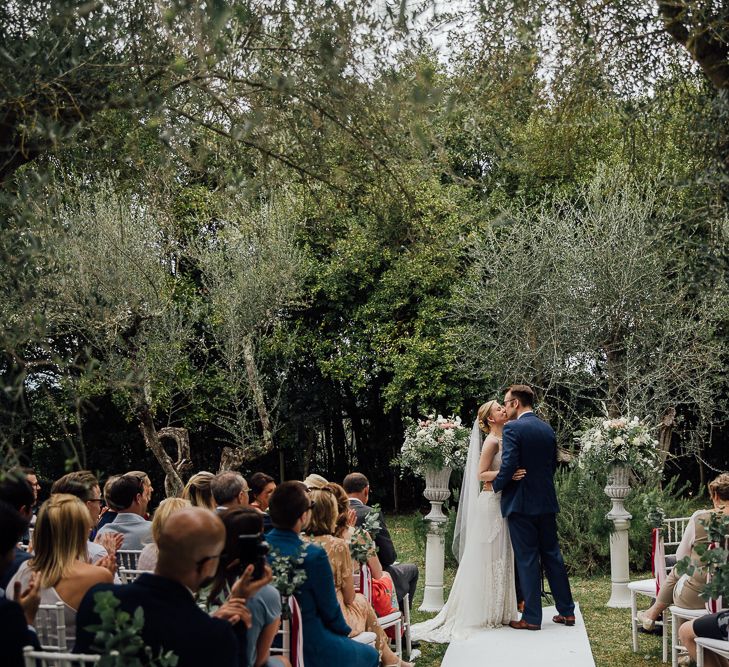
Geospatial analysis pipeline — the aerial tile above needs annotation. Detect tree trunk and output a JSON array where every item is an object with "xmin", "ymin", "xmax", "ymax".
[
  {"xmin": 658, "ymin": 406, "xmax": 676, "ymax": 471},
  {"xmin": 242, "ymin": 336, "xmax": 274, "ymax": 453},
  {"xmin": 137, "ymin": 403, "xmax": 186, "ymax": 497},
  {"xmin": 605, "ymin": 346, "xmax": 622, "ymax": 418}
]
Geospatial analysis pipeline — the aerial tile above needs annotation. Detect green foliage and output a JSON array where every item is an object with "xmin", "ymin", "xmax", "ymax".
[
  {"xmin": 555, "ymin": 469, "xmax": 705, "ymax": 576},
  {"xmin": 87, "ymin": 590, "xmax": 178, "ymax": 666}
]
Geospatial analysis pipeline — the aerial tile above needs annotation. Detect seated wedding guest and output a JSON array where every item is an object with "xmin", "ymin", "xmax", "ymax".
[
  {"xmin": 75, "ymin": 507, "xmax": 253, "ymax": 666},
  {"xmin": 266, "ymin": 481, "xmax": 378, "ymax": 667},
  {"xmin": 0, "ymin": 472, "xmax": 34, "ymax": 591},
  {"xmin": 7, "ymin": 494, "xmax": 114, "ymax": 649},
  {"xmin": 344, "ymin": 473, "xmax": 419, "ymax": 609},
  {"xmin": 183, "ymin": 471, "xmax": 217, "ymax": 510},
  {"xmin": 307, "ymin": 488, "xmax": 412, "ymax": 667},
  {"xmin": 249, "ymin": 473, "xmax": 276, "ymax": 512},
  {"xmin": 0, "ymin": 500, "xmax": 42, "ymax": 667},
  {"xmin": 679, "ymin": 610, "xmax": 729, "ymax": 667},
  {"xmin": 638, "ymin": 473, "xmax": 729, "ymax": 630},
  {"xmin": 95, "ymin": 475, "xmax": 121, "ymax": 531},
  {"xmin": 138, "ymin": 498, "xmax": 192, "ymax": 571},
  {"xmin": 211, "ymin": 508, "xmax": 289, "ymax": 667},
  {"xmin": 212, "ymin": 472, "xmax": 250, "ymax": 512},
  {"xmin": 51, "ymin": 471, "xmax": 123, "ymax": 564},
  {"xmin": 95, "ymin": 474, "xmax": 152, "ymax": 549},
  {"xmin": 304, "ymin": 473, "xmax": 329, "ymax": 491}
]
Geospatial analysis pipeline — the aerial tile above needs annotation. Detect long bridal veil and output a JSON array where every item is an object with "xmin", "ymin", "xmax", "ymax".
[
  {"xmin": 452, "ymin": 420, "xmax": 483, "ymax": 562},
  {"xmin": 410, "ymin": 419, "xmax": 518, "ymax": 643}
]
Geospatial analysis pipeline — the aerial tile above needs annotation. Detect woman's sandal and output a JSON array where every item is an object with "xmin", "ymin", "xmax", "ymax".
[{"xmin": 636, "ymin": 610, "xmax": 656, "ymax": 631}]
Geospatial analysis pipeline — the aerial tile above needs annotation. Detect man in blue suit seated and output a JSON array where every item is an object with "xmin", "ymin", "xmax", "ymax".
[
  {"xmin": 491, "ymin": 384, "xmax": 575, "ymax": 630},
  {"xmin": 0, "ymin": 499, "xmax": 42, "ymax": 667},
  {"xmin": 266, "ymin": 481, "xmax": 379, "ymax": 667},
  {"xmin": 75, "ymin": 507, "xmax": 253, "ymax": 666}
]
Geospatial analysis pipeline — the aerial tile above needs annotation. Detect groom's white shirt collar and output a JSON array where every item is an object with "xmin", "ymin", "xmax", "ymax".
[{"xmin": 517, "ymin": 410, "xmax": 534, "ymax": 420}]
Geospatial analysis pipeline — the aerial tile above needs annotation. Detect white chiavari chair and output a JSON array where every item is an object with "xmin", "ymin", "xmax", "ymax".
[
  {"xmin": 629, "ymin": 515, "xmax": 691, "ymax": 662},
  {"xmin": 34, "ymin": 601, "xmax": 68, "ymax": 651},
  {"xmin": 696, "ymin": 637, "xmax": 729, "ymax": 667},
  {"xmin": 118, "ymin": 567, "xmax": 150, "ymax": 584},
  {"xmin": 23, "ymin": 646, "xmax": 103, "ymax": 666},
  {"xmin": 115, "ymin": 549, "xmax": 142, "ymax": 570}
]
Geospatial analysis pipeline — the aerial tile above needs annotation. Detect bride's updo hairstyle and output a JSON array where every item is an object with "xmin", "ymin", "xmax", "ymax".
[{"xmin": 477, "ymin": 400, "xmax": 498, "ymax": 434}]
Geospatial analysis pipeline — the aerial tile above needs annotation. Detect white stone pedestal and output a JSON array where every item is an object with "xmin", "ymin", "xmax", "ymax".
[
  {"xmin": 605, "ymin": 464, "xmax": 632, "ymax": 608},
  {"xmin": 419, "ymin": 466, "xmax": 452, "ymax": 612}
]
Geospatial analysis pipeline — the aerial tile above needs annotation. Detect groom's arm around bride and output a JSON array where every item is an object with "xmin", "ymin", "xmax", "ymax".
[{"xmin": 491, "ymin": 385, "xmax": 575, "ymax": 629}]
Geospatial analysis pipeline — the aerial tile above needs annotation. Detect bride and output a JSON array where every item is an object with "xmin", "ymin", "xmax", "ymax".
[{"xmin": 410, "ymin": 400, "xmax": 524, "ymax": 642}]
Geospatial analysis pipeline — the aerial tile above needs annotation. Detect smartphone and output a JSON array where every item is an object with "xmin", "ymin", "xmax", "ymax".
[{"xmin": 238, "ymin": 533, "xmax": 270, "ymax": 580}]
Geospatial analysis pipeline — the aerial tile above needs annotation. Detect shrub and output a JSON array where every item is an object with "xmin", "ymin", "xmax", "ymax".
[{"xmin": 556, "ymin": 468, "xmax": 705, "ymax": 576}]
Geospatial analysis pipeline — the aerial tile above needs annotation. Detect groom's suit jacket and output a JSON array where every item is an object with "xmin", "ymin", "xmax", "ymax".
[{"xmin": 491, "ymin": 412, "xmax": 560, "ymax": 517}]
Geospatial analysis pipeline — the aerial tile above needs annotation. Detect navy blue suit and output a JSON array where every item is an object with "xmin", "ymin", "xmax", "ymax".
[
  {"xmin": 492, "ymin": 411, "xmax": 574, "ymax": 625},
  {"xmin": 0, "ymin": 595, "xmax": 41, "ymax": 667},
  {"xmin": 74, "ymin": 574, "xmax": 242, "ymax": 666}
]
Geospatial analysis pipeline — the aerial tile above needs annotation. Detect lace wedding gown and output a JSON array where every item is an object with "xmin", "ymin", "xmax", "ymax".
[{"xmin": 410, "ymin": 440, "xmax": 518, "ymax": 642}]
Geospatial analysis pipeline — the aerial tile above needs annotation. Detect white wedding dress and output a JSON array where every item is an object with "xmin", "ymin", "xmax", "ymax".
[{"xmin": 411, "ymin": 422, "xmax": 518, "ymax": 642}]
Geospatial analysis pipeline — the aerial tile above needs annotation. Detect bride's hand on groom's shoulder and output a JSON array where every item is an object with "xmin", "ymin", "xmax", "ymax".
[{"xmin": 511, "ymin": 468, "xmax": 527, "ymax": 481}]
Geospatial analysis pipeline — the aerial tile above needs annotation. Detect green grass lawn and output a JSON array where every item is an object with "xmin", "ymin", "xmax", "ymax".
[{"xmin": 388, "ymin": 514, "xmax": 665, "ymax": 667}]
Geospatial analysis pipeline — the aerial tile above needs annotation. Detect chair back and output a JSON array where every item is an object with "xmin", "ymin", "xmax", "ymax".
[
  {"xmin": 116, "ymin": 549, "xmax": 141, "ymax": 570},
  {"xmin": 705, "ymin": 541, "xmax": 726, "ymax": 613},
  {"xmin": 664, "ymin": 517, "xmax": 691, "ymax": 554},
  {"xmin": 35, "ymin": 601, "xmax": 68, "ymax": 651},
  {"xmin": 118, "ymin": 568, "xmax": 150, "ymax": 584},
  {"xmin": 359, "ymin": 563, "xmax": 373, "ymax": 603},
  {"xmin": 271, "ymin": 595, "xmax": 304, "ymax": 667},
  {"xmin": 23, "ymin": 645, "xmax": 102, "ymax": 666}
]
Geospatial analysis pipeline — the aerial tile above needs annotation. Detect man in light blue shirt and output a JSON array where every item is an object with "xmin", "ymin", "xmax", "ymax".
[{"xmin": 96, "ymin": 474, "xmax": 152, "ymax": 550}]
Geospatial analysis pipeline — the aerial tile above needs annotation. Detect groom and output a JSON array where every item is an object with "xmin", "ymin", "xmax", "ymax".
[{"xmin": 490, "ymin": 384, "xmax": 575, "ymax": 630}]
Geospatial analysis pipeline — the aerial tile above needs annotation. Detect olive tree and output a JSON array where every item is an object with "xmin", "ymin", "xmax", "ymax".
[{"xmin": 454, "ymin": 163, "xmax": 728, "ymax": 466}]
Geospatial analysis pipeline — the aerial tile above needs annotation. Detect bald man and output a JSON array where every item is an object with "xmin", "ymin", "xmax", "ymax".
[{"xmin": 74, "ymin": 508, "xmax": 250, "ymax": 665}]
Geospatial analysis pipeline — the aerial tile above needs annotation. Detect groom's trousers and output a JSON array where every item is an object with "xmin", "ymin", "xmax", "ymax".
[{"xmin": 508, "ymin": 512, "xmax": 575, "ymax": 626}]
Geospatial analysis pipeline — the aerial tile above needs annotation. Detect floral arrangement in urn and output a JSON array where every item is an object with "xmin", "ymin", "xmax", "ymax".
[
  {"xmin": 395, "ymin": 413, "xmax": 470, "ymax": 477},
  {"xmin": 575, "ymin": 416, "xmax": 661, "ymax": 479}
]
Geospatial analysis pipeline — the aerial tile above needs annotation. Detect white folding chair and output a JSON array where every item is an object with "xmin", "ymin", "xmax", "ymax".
[
  {"xmin": 352, "ymin": 631, "xmax": 377, "ymax": 647},
  {"xmin": 359, "ymin": 564, "xmax": 403, "ymax": 659},
  {"xmin": 116, "ymin": 549, "xmax": 142, "ymax": 570},
  {"xmin": 271, "ymin": 596, "xmax": 304, "ymax": 667},
  {"xmin": 629, "ymin": 516, "xmax": 691, "ymax": 663},
  {"xmin": 34, "ymin": 601, "xmax": 68, "ymax": 651},
  {"xmin": 23, "ymin": 645, "xmax": 102, "ymax": 666},
  {"xmin": 671, "ymin": 606, "xmax": 709, "ymax": 667},
  {"xmin": 696, "ymin": 637, "xmax": 729, "ymax": 667},
  {"xmin": 118, "ymin": 567, "xmax": 150, "ymax": 584}
]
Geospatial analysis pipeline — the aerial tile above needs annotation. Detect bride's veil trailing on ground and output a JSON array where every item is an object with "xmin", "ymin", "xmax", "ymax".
[{"xmin": 452, "ymin": 419, "xmax": 482, "ymax": 562}]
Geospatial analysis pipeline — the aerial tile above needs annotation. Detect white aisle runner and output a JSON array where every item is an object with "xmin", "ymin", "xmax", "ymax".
[{"xmin": 441, "ymin": 604, "xmax": 595, "ymax": 667}]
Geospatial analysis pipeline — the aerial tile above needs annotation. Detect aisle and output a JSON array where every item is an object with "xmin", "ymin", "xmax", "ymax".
[{"xmin": 441, "ymin": 604, "xmax": 595, "ymax": 666}]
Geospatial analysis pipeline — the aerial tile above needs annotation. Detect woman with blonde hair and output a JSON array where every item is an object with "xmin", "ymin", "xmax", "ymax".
[
  {"xmin": 638, "ymin": 473, "xmax": 729, "ymax": 630},
  {"xmin": 411, "ymin": 399, "xmax": 526, "ymax": 643},
  {"xmin": 182, "ymin": 471, "xmax": 216, "ymax": 510},
  {"xmin": 306, "ymin": 488, "xmax": 412, "ymax": 667},
  {"xmin": 137, "ymin": 497, "xmax": 192, "ymax": 571},
  {"xmin": 7, "ymin": 493, "xmax": 114, "ymax": 648}
]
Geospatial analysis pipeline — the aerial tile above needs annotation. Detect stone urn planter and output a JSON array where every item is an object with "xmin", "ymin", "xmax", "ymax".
[
  {"xmin": 604, "ymin": 463, "xmax": 633, "ymax": 608},
  {"xmin": 419, "ymin": 465, "xmax": 452, "ymax": 612}
]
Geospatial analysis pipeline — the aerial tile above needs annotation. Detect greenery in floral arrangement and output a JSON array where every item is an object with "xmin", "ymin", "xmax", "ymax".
[
  {"xmin": 87, "ymin": 591, "xmax": 178, "ymax": 666},
  {"xmin": 349, "ymin": 504, "xmax": 381, "ymax": 564},
  {"xmin": 675, "ymin": 512, "xmax": 729, "ymax": 604},
  {"xmin": 269, "ymin": 544, "xmax": 309, "ymax": 597},
  {"xmin": 394, "ymin": 414, "xmax": 470, "ymax": 477},
  {"xmin": 574, "ymin": 416, "xmax": 661, "ymax": 480}
]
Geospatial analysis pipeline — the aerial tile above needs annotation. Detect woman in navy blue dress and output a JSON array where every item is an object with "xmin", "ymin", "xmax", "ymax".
[{"xmin": 266, "ymin": 481, "xmax": 378, "ymax": 667}]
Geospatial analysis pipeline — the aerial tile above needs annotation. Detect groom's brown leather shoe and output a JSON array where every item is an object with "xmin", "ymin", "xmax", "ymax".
[
  {"xmin": 552, "ymin": 614, "xmax": 576, "ymax": 627},
  {"xmin": 509, "ymin": 619, "xmax": 541, "ymax": 631}
]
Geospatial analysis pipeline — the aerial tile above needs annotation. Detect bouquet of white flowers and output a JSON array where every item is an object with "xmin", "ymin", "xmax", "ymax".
[
  {"xmin": 395, "ymin": 413, "xmax": 470, "ymax": 477},
  {"xmin": 575, "ymin": 416, "xmax": 661, "ymax": 479}
]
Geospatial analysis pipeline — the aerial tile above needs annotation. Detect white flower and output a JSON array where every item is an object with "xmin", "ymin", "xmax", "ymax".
[{"xmin": 613, "ymin": 436, "xmax": 624, "ymax": 446}]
